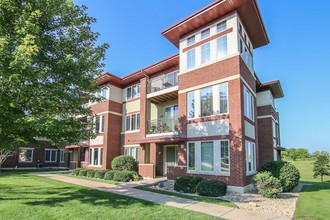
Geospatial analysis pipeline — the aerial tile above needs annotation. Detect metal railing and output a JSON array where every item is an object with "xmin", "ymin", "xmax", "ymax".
[
  {"xmin": 147, "ymin": 118, "xmax": 178, "ymax": 134},
  {"xmin": 148, "ymin": 71, "xmax": 178, "ymax": 94}
]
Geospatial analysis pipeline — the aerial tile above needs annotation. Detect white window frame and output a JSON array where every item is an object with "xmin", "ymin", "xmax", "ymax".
[
  {"xmin": 217, "ymin": 20, "xmax": 227, "ymax": 32},
  {"xmin": 124, "ymin": 146, "xmax": 140, "ymax": 162},
  {"xmin": 243, "ymin": 86, "xmax": 255, "ymax": 121},
  {"xmin": 60, "ymin": 150, "xmax": 65, "ymax": 163},
  {"xmin": 187, "ymin": 49, "xmax": 196, "ymax": 69},
  {"xmin": 126, "ymin": 84, "xmax": 141, "ymax": 101},
  {"xmin": 245, "ymin": 141, "xmax": 256, "ymax": 175},
  {"xmin": 18, "ymin": 148, "xmax": 34, "ymax": 163},
  {"xmin": 187, "ymin": 140, "xmax": 230, "ymax": 176},
  {"xmin": 201, "ymin": 28, "xmax": 210, "ymax": 40},
  {"xmin": 125, "ymin": 113, "xmax": 140, "ymax": 131},
  {"xmin": 93, "ymin": 114, "xmax": 104, "ymax": 133},
  {"xmin": 216, "ymin": 35, "xmax": 228, "ymax": 59},
  {"xmin": 89, "ymin": 147, "xmax": 103, "ymax": 167},
  {"xmin": 201, "ymin": 42, "xmax": 211, "ymax": 64},
  {"xmin": 187, "ymin": 35, "xmax": 195, "ymax": 46},
  {"xmin": 45, "ymin": 149, "xmax": 57, "ymax": 163}
]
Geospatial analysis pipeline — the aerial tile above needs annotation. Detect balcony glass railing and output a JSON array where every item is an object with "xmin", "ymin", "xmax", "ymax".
[
  {"xmin": 147, "ymin": 118, "xmax": 178, "ymax": 134},
  {"xmin": 148, "ymin": 71, "xmax": 178, "ymax": 94}
]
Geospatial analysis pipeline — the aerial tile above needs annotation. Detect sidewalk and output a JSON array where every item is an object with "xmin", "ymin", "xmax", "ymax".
[{"xmin": 36, "ymin": 173, "xmax": 290, "ymax": 220}]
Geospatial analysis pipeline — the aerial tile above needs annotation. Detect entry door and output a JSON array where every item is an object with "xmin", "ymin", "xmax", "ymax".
[{"xmin": 164, "ymin": 146, "xmax": 178, "ymax": 175}]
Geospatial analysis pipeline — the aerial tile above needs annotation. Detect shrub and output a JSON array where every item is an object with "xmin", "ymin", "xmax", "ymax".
[
  {"xmin": 196, "ymin": 180, "xmax": 227, "ymax": 197},
  {"xmin": 112, "ymin": 171, "xmax": 139, "ymax": 182},
  {"xmin": 95, "ymin": 170, "xmax": 108, "ymax": 179},
  {"xmin": 252, "ymin": 172, "xmax": 283, "ymax": 198},
  {"xmin": 71, "ymin": 168, "xmax": 83, "ymax": 176},
  {"xmin": 260, "ymin": 161, "xmax": 300, "ymax": 192},
  {"xmin": 78, "ymin": 169, "xmax": 88, "ymax": 177},
  {"xmin": 86, "ymin": 170, "xmax": 96, "ymax": 178},
  {"xmin": 104, "ymin": 170, "xmax": 115, "ymax": 180},
  {"xmin": 111, "ymin": 155, "xmax": 138, "ymax": 171},
  {"xmin": 174, "ymin": 176, "xmax": 203, "ymax": 193}
]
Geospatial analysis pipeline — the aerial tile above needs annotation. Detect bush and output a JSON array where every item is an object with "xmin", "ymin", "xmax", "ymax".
[
  {"xmin": 95, "ymin": 170, "xmax": 108, "ymax": 179},
  {"xmin": 78, "ymin": 169, "xmax": 88, "ymax": 176},
  {"xmin": 71, "ymin": 168, "xmax": 83, "ymax": 176},
  {"xmin": 260, "ymin": 161, "xmax": 300, "ymax": 192},
  {"xmin": 196, "ymin": 180, "xmax": 227, "ymax": 197},
  {"xmin": 252, "ymin": 172, "xmax": 283, "ymax": 198},
  {"xmin": 104, "ymin": 170, "xmax": 115, "ymax": 180},
  {"xmin": 174, "ymin": 176, "xmax": 203, "ymax": 193},
  {"xmin": 111, "ymin": 155, "xmax": 138, "ymax": 171},
  {"xmin": 112, "ymin": 170, "xmax": 139, "ymax": 182},
  {"xmin": 86, "ymin": 170, "xmax": 96, "ymax": 178}
]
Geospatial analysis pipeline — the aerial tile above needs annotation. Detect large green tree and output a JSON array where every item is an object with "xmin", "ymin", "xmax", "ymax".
[
  {"xmin": 0, "ymin": 0, "xmax": 108, "ymax": 159},
  {"xmin": 313, "ymin": 154, "xmax": 330, "ymax": 183}
]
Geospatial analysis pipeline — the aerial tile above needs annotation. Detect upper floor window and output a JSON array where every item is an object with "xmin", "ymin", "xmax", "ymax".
[
  {"xmin": 126, "ymin": 84, "xmax": 140, "ymax": 100},
  {"xmin": 126, "ymin": 113, "xmax": 140, "ymax": 131},
  {"xmin": 217, "ymin": 21, "xmax": 227, "ymax": 32},
  {"xmin": 187, "ymin": 35, "xmax": 195, "ymax": 46},
  {"xmin": 219, "ymin": 83, "xmax": 228, "ymax": 114},
  {"xmin": 96, "ymin": 87, "xmax": 108, "ymax": 99},
  {"xmin": 201, "ymin": 28, "xmax": 210, "ymax": 40},
  {"xmin": 18, "ymin": 148, "xmax": 33, "ymax": 163},
  {"xmin": 217, "ymin": 36, "xmax": 227, "ymax": 58},
  {"xmin": 187, "ymin": 92, "xmax": 195, "ymax": 119},
  {"xmin": 243, "ymin": 86, "xmax": 254, "ymax": 121},
  {"xmin": 94, "ymin": 115, "xmax": 104, "ymax": 133},
  {"xmin": 238, "ymin": 22, "xmax": 242, "ymax": 34},
  {"xmin": 187, "ymin": 49, "xmax": 196, "ymax": 69},
  {"xmin": 200, "ymin": 87, "xmax": 213, "ymax": 117},
  {"xmin": 201, "ymin": 42, "xmax": 211, "ymax": 64}
]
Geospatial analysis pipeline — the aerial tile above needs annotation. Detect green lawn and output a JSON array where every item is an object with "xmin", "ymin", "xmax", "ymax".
[
  {"xmin": 136, "ymin": 186, "xmax": 237, "ymax": 208},
  {"xmin": 0, "ymin": 172, "xmax": 221, "ymax": 220},
  {"xmin": 289, "ymin": 160, "xmax": 330, "ymax": 220}
]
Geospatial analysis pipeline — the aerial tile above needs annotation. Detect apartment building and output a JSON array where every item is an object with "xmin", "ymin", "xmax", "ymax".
[{"xmin": 67, "ymin": 0, "xmax": 284, "ymax": 192}]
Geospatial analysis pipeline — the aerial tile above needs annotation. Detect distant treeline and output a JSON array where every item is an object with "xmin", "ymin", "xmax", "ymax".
[{"xmin": 282, "ymin": 148, "xmax": 329, "ymax": 161}]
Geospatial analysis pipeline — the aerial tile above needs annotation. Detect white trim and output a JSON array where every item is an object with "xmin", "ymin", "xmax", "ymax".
[
  {"xmin": 147, "ymin": 85, "xmax": 178, "ymax": 99},
  {"xmin": 121, "ymin": 130, "xmax": 140, "ymax": 135},
  {"xmin": 18, "ymin": 147, "xmax": 34, "ymax": 150},
  {"xmin": 34, "ymin": 137, "xmax": 50, "ymax": 141},
  {"xmin": 123, "ymin": 144, "xmax": 140, "ymax": 148},
  {"xmin": 146, "ymin": 132, "xmax": 177, "ymax": 138},
  {"xmin": 257, "ymin": 115, "xmax": 278, "ymax": 123},
  {"xmin": 179, "ymin": 74, "xmax": 240, "ymax": 94},
  {"xmin": 96, "ymin": 110, "xmax": 122, "ymax": 116}
]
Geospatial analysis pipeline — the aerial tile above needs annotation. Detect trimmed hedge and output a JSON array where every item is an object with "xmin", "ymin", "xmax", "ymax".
[
  {"xmin": 87, "ymin": 170, "xmax": 96, "ymax": 178},
  {"xmin": 78, "ymin": 169, "xmax": 88, "ymax": 177},
  {"xmin": 196, "ymin": 180, "xmax": 227, "ymax": 197},
  {"xmin": 112, "ymin": 171, "xmax": 139, "ymax": 182},
  {"xmin": 260, "ymin": 161, "xmax": 300, "ymax": 192},
  {"xmin": 252, "ymin": 171, "xmax": 283, "ymax": 198},
  {"xmin": 111, "ymin": 155, "xmax": 138, "ymax": 171},
  {"xmin": 174, "ymin": 176, "xmax": 203, "ymax": 193},
  {"xmin": 95, "ymin": 170, "xmax": 107, "ymax": 179},
  {"xmin": 104, "ymin": 170, "xmax": 116, "ymax": 180},
  {"xmin": 71, "ymin": 168, "xmax": 83, "ymax": 176}
]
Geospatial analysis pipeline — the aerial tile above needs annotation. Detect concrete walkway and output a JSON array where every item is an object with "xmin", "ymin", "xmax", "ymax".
[{"xmin": 36, "ymin": 173, "xmax": 290, "ymax": 220}]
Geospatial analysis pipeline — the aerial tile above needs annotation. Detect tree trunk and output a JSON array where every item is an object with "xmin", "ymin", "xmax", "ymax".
[{"xmin": 321, "ymin": 175, "xmax": 323, "ymax": 183}]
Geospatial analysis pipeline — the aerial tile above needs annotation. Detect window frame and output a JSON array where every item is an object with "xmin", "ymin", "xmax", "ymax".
[
  {"xmin": 89, "ymin": 147, "xmax": 103, "ymax": 166},
  {"xmin": 124, "ymin": 146, "xmax": 140, "ymax": 162},
  {"xmin": 216, "ymin": 35, "xmax": 228, "ymax": 59},
  {"xmin": 187, "ymin": 35, "xmax": 195, "ymax": 46},
  {"xmin": 126, "ymin": 84, "xmax": 141, "ymax": 101},
  {"xmin": 187, "ymin": 48, "xmax": 196, "ymax": 69},
  {"xmin": 201, "ymin": 28, "xmax": 210, "ymax": 40},
  {"xmin": 18, "ymin": 148, "xmax": 34, "ymax": 163},
  {"xmin": 245, "ymin": 141, "xmax": 256, "ymax": 175},
  {"xmin": 217, "ymin": 20, "xmax": 227, "ymax": 33},
  {"xmin": 94, "ymin": 114, "xmax": 104, "ymax": 133},
  {"xmin": 60, "ymin": 150, "xmax": 65, "ymax": 163},
  {"xmin": 201, "ymin": 42, "xmax": 211, "ymax": 64},
  {"xmin": 243, "ymin": 86, "xmax": 255, "ymax": 121},
  {"xmin": 125, "ymin": 113, "xmax": 140, "ymax": 131},
  {"xmin": 45, "ymin": 149, "xmax": 57, "ymax": 163}
]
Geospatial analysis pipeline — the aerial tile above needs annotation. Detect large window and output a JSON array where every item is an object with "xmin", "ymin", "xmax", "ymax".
[
  {"xmin": 45, "ymin": 149, "xmax": 57, "ymax": 163},
  {"xmin": 126, "ymin": 84, "xmax": 140, "ymax": 100},
  {"xmin": 187, "ymin": 140, "xmax": 230, "ymax": 174},
  {"xmin": 217, "ymin": 36, "xmax": 227, "ymax": 58},
  {"xmin": 200, "ymin": 87, "xmax": 213, "ymax": 117},
  {"xmin": 187, "ymin": 92, "xmax": 195, "ymax": 119},
  {"xmin": 245, "ymin": 141, "xmax": 256, "ymax": 175},
  {"xmin": 201, "ymin": 42, "xmax": 211, "ymax": 64},
  {"xmin": 124, "ymin": 147, "xmax": 139, "ymax": 162},
  {"xmin": 125, "ymin": 113, "xmax": 140, "ymax": 131},
  {"xmin": 18, "ymin": 148, "xmax": 33, "ymax": 163},
  {"xmin": 89, "ymin": 147, "xmax": 103, "ymax": 166},
  {"xmin": 187, "ymin": 49, "xmax": 196, "ymax": 69},
  {"xmin": 243, "ymin": 86, "xmax": 254, "ymax": 121},
  {"xmin": 219, "ymin": 83, "xmax": 228, "ymax": 114},
  {"xmin": 94, "ymin": 115, "xmax": 104, "ymax": 133}
]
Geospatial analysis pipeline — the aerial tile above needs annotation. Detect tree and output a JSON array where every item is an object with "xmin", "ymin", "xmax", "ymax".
[
  {"xmin": 313, "ymin": 154, "xmax": 330, "ymax": 183},
  {"xmin": 311, "ymin": 151, "xmax": 329, "ymax": 158},
  {"xmin": 0, "ymin": 149, "xmax": 16, "ymax": 172},
  {"xmin": 0, "ymin": 0, "xmax": 108, "ymax": 167}
]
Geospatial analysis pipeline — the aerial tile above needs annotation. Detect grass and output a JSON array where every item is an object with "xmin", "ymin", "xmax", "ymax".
[
  {"xmin": 288, "ymin": 159, "xmax": 330, "ymax": 220},
  {"xmin": 61, "ymin": 173, "xmax": 120, "ymax": 185},
  {"xmin": 136, "ymin": 186, "xmax": 237, "ymax": 208},
  {"xmin": 0, "ymin": 172, "xmax": 221, "ymax": 220}
]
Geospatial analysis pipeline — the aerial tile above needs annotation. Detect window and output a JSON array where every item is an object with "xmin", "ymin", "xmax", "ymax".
[
  {"xmin": 187, "ymin": 49, "xmax": 195, "ymax": 69},
  {"xmin": 126, "ymin": 84, "xmax": 141, "ymax": 100},
  {"xmin": 201, "ymin": 28, "xmax": 210, "ymax": 40},
  {"xmin": 217, "ymin": 21, "xmax": 227, "ymax": 32},
  {"xmin": 200, "ymin": 87, "xmax": 213, "ymax": 117},
  {"xmin": 60, "ymin": 150, "xmax": 65, "ymax": 163},
  {"xmin": 220, "ymin": 141, "xmax": 230, "ymax": 172},
  {"xmin": 243, "ymin": 86, "xmax": 254, "ymax": 121},
  {"xmin": 95, "ymin": 87, "xmax": 108, "ymax": 99},
  {"xmin": 124, "ymin": 147, "xmax": 139, "ymax": 162},
  {"xmin": 45, "ymin": 149, "xmax": 57, "ymax": 163},
  {"xmin": 94, "ymin": 115, "xmax": 104, "ymax": 133},
  {"xmin": 188, "ymin": 143, "xmax": 195, "ymax": 171},
  {"xmin": 201, "ymin": 43, "xmax": 211, "ymax": 64},
  {"xmin": 239, "ymin": 39, "xmax": 243, "ymax": 53},
  {"xmin": 219, "ymin": 83, "xmax": 228, "ymax": 114},
  {"xmin": 18, "ymin": 148, "xmax": 33, "ymax": 162},
  {"xmin": 125, "ymin": 113, "xmax": 140, "ymax": 131},
  {"xmin": 201, "ymin": 142, "xmax": 214, "ymax": 171},
  {"xmin": 89, "ymin": 147, "xmax": 103, "ymax": 166},
  {"xmin": 187, "ymin": 35, "xmax": 195, "ymax": 46},
  {"xmin": 238, "ymin": 22, "xmax": 242, "ymax": 34},
  {"xmin": 217, "ymin": 36, "xmax": 227, "ymax": 58},
  {"xmin": 245, "ymin": 141, "xmax": 256, "ymax": 174},
  {"xmin": 187, "ymin": 92, "xmax": 195, "ymax": 119}
]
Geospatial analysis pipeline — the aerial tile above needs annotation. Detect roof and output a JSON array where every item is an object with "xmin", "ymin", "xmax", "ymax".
[
  {"xmin": 161, "ymin": 0, "xmax": 269, "ymax": 49},
  {"xmin": 257, "ymin": 80, "xmax": 284, "ymax": 99}
]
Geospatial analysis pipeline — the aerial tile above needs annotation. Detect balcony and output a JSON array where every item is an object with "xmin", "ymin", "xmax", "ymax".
[
  {"xmin": 147, "ymin": 118, "xmax": 178, "ymax": 135},
  {"xmin": 147, "ymin": 71, "xmax": 178, "ymax": 104}
]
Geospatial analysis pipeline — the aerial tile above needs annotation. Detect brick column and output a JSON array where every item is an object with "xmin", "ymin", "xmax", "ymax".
[{"xmin": 140, "ymin": 77, "xmax": 148, "ymax": 138}]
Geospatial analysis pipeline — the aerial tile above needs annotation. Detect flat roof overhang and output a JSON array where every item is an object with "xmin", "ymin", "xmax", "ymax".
[
  {"xmin": 161, "ymin": 0, "xmax": 269, "ymax": 49},
  {"xmin": 258, "ymin": 80, "xmax": 284, "ymax": 99},
  {"xmin": 65, "ymin": 144, "xmax": 89, "ymax": 149},
  {"xmin": 131, "ymin": 137, "xmax": 186, "ymax": 144}
]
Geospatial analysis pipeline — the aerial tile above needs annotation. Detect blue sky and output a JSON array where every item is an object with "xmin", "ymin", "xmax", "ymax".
[{"xmin": 75, "ymin": 0, "xmax": 330, "ymax": 153}]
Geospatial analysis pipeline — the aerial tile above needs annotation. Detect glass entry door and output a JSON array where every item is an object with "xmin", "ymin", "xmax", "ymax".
[{"xmin": 164, "ymin": 146, "xmax": 178, "ymax": 175}]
